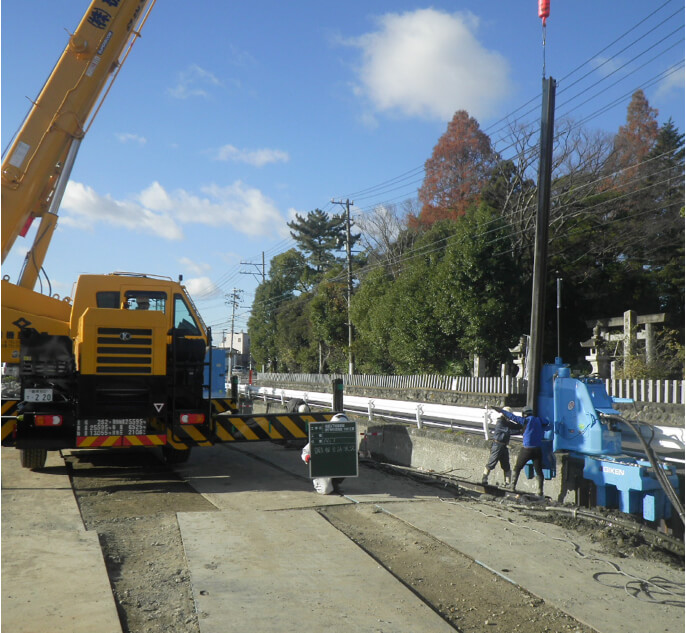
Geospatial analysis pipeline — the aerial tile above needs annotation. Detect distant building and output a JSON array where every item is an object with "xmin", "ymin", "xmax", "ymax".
[{"xmin": 223, "ymin": 331, "xmax": 252, "ymax": 369}]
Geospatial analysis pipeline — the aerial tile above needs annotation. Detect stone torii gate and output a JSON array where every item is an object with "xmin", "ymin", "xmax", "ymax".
[{"xmin": 581, "ymin": 310, "xmax": 665, "ymax": 378}]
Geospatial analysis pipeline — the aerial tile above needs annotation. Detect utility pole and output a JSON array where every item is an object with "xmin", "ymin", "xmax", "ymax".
[
  {"xmin": 331, "ymin": 198, "xmax": 354, "ymax": 375},
  {"xmin": 225, "ymin": 289, "xmax": 243, "ymax": 373},
  {"xmin": 240, "ymin": 251, "xmax": 266, "ymax": 284}
]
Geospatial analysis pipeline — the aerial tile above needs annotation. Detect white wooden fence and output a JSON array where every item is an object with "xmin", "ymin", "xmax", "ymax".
[
  {"xmin": 605, "ymin": 379, "xmax": 684, "ymax": 404},
  {"xmin": 256, "ymin": 373, "xmax": 684, "ymax": 405}
]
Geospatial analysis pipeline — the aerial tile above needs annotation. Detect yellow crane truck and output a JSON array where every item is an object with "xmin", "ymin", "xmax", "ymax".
[{"xmin": 1, "ymin": 0, "xmax": 335, "ymax": 469}]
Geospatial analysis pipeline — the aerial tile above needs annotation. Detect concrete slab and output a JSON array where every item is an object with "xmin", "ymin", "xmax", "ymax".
[
  {"xmin": 383, "ymin": 498, "xmax": 684, "ymax": 633},
  {"xmin": 1, "ymin": 447, "xmax": 122, "ymax": 633},
  {"xmin": 178, "ymin": 508, "xmax": 456, "ymax": 633},
  {"xmin": 173, "ymin": 442, "xmax": 452, "ymax": 512},
  {"xmin": 172, "ymin": 443, "xmax": 348, "ymax": 511}
]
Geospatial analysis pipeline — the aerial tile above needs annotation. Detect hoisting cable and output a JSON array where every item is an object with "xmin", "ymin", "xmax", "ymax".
[
  {"xmin": 539, "ymin": 0, "xmax": 550, "ymax": 77},
  {"xmin": 542, "ymin": 20, "xmax": 547, "ymax": 77}
]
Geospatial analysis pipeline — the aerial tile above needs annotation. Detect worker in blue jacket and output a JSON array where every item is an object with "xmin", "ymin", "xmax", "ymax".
[
  {"xmin": 482, "ymin": 407, "xmax": 523, "ymax": 487},
  {"xmin": 491, "ymin": 406, "xmax": 550, "ymax": 496}
]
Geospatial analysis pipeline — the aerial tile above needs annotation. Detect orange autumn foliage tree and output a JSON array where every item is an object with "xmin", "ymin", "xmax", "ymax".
[
  {"xmin": 609, "ymin": 89, "xmax": 659, "ymax": 188},
  {"xmin": 414, "ymin": 110, "xmax": 497, "ymax": 229}
]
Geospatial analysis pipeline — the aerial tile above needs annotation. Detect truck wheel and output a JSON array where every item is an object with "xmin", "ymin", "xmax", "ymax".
[
  {"xmin": 162, "ymin": 445, "xmax": 191, "ymax": 465},
  {"xmin": 20, "ymin": 448, "xmax": 48, "ymax": 470}
]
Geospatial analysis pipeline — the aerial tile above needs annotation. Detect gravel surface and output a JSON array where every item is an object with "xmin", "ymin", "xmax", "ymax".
[
  {"xmin": 320, "ymin": 503, "xmax": 597, "ymax": 633},
  {"xmin": 66, "ymin": 447, "xmax": 683, "ymax": 633},
  {"xmin": 66, "ymin": 449, "xmax": 215, "ymax": 633}
]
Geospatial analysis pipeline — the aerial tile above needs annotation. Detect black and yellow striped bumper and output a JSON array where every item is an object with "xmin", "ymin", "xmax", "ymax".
[
  {"xmin": 166, "ymin": 411, "xmax": 337, "ymax": 449},
  {"xmin": 211, "ymin": 397, "xmax": 239, "ymax": 414},
  {"xmin": 214, "ymin": 412, "xmax": 336, "ymax": 443},
  {"xmin": 1, "ymin": 394, "xmax": 336, "ymax": 451},
  {"xmin": 1, "ymin": 400, "xmax": 18, "ymax": 445}
]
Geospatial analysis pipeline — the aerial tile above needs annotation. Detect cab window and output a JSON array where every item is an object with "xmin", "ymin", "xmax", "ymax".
[
  {"xmin": 174, "ymin": 295, "xmax": 201, "ymax": 335},
  {"xmin": 124, "ymin": 291, "xmax": 167, "ymax": 312},
  {"xmin": 96, "ymin": 291, "xmax": 120, "ymax": 308}
]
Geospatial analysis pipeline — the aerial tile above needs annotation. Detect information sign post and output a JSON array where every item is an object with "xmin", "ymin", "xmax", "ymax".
[{"xmin": 308, "ymin": 419, "xmax": 358, "ymax": 479}]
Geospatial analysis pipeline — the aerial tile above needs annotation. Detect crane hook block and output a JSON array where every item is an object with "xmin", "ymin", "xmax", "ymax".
[{"xmin": 538, "ymin": 0, "xmax": 550, "ymax": 26}]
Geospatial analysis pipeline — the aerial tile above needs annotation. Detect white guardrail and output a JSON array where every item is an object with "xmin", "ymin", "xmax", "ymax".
[
  {"xmin": 240, "ymin": 384, "xmax": 685, "ymax": 462},
  {"xmin": 254, "ymin": 373, "xmax": 685, "ymax": 405}
]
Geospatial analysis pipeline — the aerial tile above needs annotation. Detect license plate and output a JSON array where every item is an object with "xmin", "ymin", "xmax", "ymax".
[{"xmin": 24, "ymin": 389, "xmax": 53, "ymax": 403}]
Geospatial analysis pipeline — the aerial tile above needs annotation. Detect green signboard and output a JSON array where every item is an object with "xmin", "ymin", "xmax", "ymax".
[{"xmin": 308, "ymin": 419, "xmax": 358, "ymax": 478}]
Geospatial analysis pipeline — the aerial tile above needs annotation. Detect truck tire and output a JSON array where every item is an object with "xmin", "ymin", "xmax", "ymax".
[
  {"xmin": 20, "ymin": 448, "xmax": 48, "ymax": 470},
  {"xmin": 162, "ymin": 445, "xmax": 191, "ymax": 465}
]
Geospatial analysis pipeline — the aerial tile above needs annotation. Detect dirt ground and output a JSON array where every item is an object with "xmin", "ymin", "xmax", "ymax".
[
  {"xmin": 66, "ymin": 449, "xmax": 215, "ymax": 633},
  {"xmin": 320, "ymin": 502, "xmax": 595, "ymax": 633},
  {"xmin": 64, "ymin": 446, "xmax": 684, "ymax": 633}
]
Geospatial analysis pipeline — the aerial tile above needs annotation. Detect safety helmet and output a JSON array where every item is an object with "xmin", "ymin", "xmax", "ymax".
[
  {"xmin": 331, "ymin": 413, "xmax": 348, "ymax": 422},
  {"xmin": 297, "ymin": 403, "xmax": 311, "ymax": 413}
]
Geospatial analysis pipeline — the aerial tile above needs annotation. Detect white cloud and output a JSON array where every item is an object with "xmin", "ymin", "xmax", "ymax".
[
  {"xmin": 138, "ymin": 181, "xmax": 173, "ymax": 211},
  {"xmin": 285, "ymin": 207, "xmax": 301, "ymax": 224},
  {"xmin": 61, "ymin": 180, "xmax": 289, "ymax": 240},
  {"xmin": 116, "ymin": 132, "xmax": 147, "ymax": 145},
  {"xmin": 168, "ymin": 64, "xmax": 222, "ymax": 99},
  {"xmin": 655, "ymin": 66, "xmax": 685, "ymax": 99},
  {"xmin": 590, "ymin": 55, "xmax": 625, "ymax": 78},
  {"xmin": 183, "ymin": 276, "xmax": 219, "ymax": 298},
  {"xmin": 345, "ymin": 9, "xmax": 511, "ymax": 121},
  {"xmin": 213, "ymin": 144, "xmax": 290, "ymax": 166},
  {"xmin": 179, "ymin": 182, "xmax": 288, "ymax": 237},
  {"xmin": 179, "ymin": 257, "xmax": 211, "ymax": 276},
  {"xmin": 61, "ymin": 181, "xmax": 184, "ymax": 240}
]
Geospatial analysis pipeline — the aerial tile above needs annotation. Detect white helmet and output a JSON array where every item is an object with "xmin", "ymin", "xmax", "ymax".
[
  {"xmin": 297, "ymin": 403, "xmax": 311, "ymax": 413},
  {"xmin": 331, "ymin": 413, "xmax": 348, "ymax": 422}
]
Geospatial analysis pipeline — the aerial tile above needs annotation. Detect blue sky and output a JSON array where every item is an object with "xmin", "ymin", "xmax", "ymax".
[{"xmin": 2, "ymin": 1, "xmax": 684, "ymax": 340}]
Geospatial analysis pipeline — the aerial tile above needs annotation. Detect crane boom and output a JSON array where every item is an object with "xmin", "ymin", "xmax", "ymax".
[{"xmin": 1, "ymin": 0, "xmax": 155, "ymax": 287}]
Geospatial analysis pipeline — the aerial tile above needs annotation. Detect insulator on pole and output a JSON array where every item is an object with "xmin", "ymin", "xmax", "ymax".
[{"xmin": 538, "ymin": 0, "xmax": 550, "ymax": 26}]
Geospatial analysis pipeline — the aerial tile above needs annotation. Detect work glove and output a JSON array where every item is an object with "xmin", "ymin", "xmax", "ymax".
[{"xmin": 304, "ymin": 454, "xmax": 311, "ymax": 464}]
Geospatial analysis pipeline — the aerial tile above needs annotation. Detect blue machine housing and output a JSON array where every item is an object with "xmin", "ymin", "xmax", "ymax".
[
  {"xmin": 204, "ymin": 347, "xmax": 227, "ymax": 398},
  {"xmin": 532, "ymin": 358, "xmax": 679, "ymax": 522},
  {"xmin": 582, "ymin": 454, "xmax": 679, "ymax": 521},
  {"xmin": 540, "ymin": 360, "xmax": 622, "ymax": 456}
]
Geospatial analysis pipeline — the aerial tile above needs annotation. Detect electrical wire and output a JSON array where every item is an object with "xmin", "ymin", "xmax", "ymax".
[{"xmin": 199, "ymin": 5, "xmax": 685, "ymax": 326}]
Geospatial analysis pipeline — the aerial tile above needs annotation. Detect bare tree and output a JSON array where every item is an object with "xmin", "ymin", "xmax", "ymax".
[
  {"xmin": 487, "ymin": 117, "xmax": 614, "ymax": 270},
  {"xmin": 354, "ymin": 199, "xmax": 417, "ymax": 279}
]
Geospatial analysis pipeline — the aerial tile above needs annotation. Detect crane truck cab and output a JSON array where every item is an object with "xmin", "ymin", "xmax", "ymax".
[{"xmin": 13, "ymin": 272, "xmax": 212, "ymax": 469}]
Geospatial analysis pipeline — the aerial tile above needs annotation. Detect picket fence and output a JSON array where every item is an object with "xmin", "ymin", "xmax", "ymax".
[{"xmin": 257, "ymin": 372, "xmax": 685, "ymax": 405}]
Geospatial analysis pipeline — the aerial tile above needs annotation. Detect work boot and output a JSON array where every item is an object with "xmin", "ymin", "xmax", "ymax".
[
  {"xmin": 510, "ymin": 473, "xmax": 519, "ymax": 492},
  {"xmin": 481, "ymin": 468, "xmax": 490, "ymax": 486},
  {"xmin": 537, "ymin": 477, "xmax": 544, "ymax": 497},
  {"xmin": 504, "ymin": 471, "xmax": 512, "ymax": 486}
]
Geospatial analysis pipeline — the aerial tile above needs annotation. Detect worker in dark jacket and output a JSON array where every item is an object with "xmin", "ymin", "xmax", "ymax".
[
  {"xmin": 492, "ymin": 406, "xmax": 550, "ymax": 496},
  {"xmin": 482, "ymin": 407, "xmax": 523, "ymax": 486}
]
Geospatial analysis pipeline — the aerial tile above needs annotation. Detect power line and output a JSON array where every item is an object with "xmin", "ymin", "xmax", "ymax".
[{"xmin": 202, "ymin": 5, "xmax": 684, "ymax": 329}]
